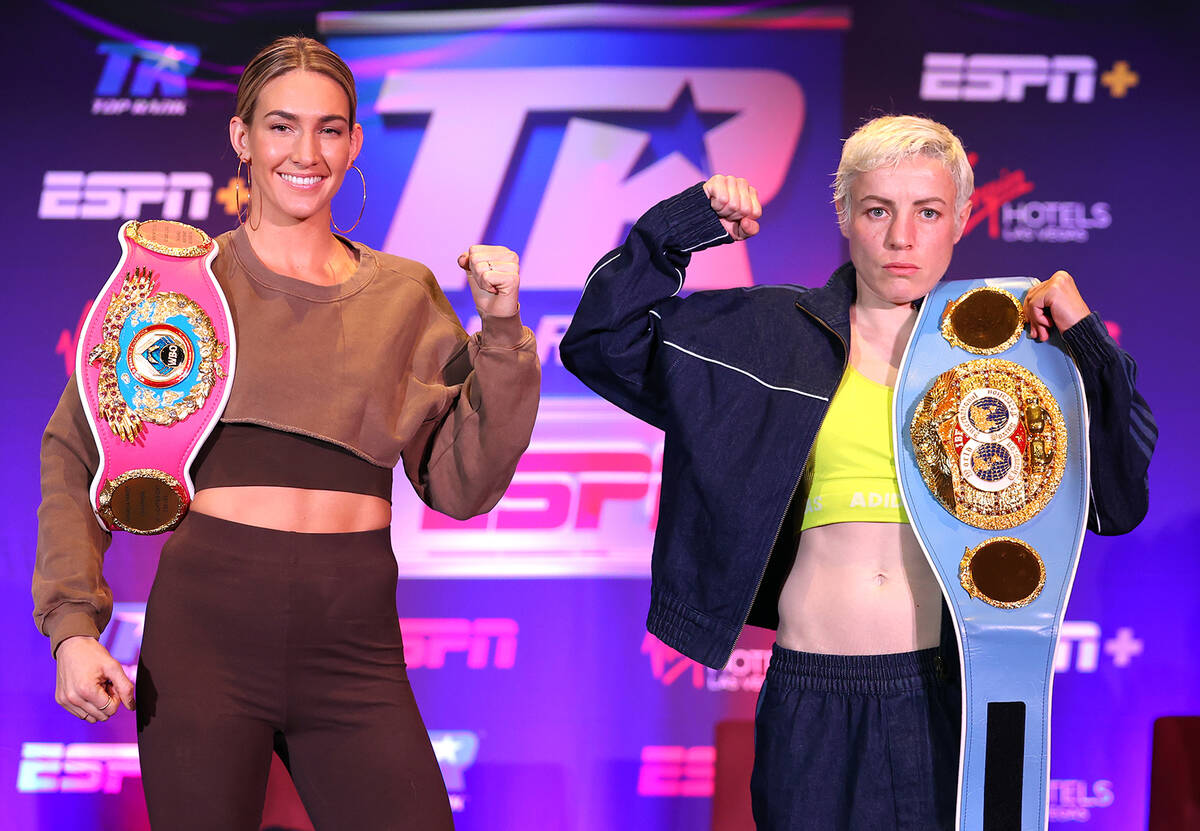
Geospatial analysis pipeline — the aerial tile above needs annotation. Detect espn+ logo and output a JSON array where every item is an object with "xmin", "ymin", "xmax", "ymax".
[
  {"xmin": 421, "ymin": 441, "xmax": 662, "ymax": 534},
  {"xmin": 402, "ymin": 618, "xmax": 519, "ymax": 670},
  {"xmin": 921, "ymin": 54, "xmax": 1097, "ymax": 103},
  {"xmin": 39, "ymin": 171, "xmax": 213, "ymax": 221},
  {"xmin": 17, "ymin": 734, "xmax": 480, "ymax": 795},
  {"xmin": 16, "ymin": 744, "xmax": 139, "ymax": 794}
]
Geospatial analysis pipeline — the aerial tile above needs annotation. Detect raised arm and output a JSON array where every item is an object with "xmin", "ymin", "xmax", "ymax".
[
  {"xmin": 560, "ymin": 176, "xmax": 759, "ymax": 427},
  {"xmin": 400, "ymin": 245, "xmax": 541, "ymax": 520},
  {"xmin": 1024, "ymin": 271, "xmax": 1157, "ymax": 534}
]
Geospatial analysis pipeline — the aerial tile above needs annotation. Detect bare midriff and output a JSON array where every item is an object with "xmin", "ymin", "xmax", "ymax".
[
  {"xmin": 776, "ymin": 520, "xmax": 943, "ymax": 655},
  {"xmin": 191, "ymin": 486, "xmax": 391, "ymax": 533}
]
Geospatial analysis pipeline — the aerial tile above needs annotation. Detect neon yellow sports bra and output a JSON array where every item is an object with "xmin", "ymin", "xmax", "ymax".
[{"xmin": 798, "ymin": 365, "xmax": 910, "ymax": 531}]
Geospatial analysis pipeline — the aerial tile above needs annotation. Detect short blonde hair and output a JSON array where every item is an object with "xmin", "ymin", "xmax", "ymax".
[{"xmin": 833, "ymin": 115, "xmax": 973, "ymax": 235}]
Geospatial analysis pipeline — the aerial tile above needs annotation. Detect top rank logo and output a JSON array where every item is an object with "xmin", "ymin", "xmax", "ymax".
[
  {"xmin": 369, "ymin": 66, "xmax": 804, "ymax": 293},
  {"xmin": 93, "ymin": 41, "xmax": 197, "ymax": 116}
]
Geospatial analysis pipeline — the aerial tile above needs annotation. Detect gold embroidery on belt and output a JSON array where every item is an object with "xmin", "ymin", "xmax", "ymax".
[
  {"xmin": 910, "ymin": 358, "xmax": 1066, "ymax": 529},
  {"xmin": 87, "ymin": 243, "xmax": 227, "ymax": 443},
  {"xmin": 124, "ymin": 219, "xmax": 214, "ymax": 258}
]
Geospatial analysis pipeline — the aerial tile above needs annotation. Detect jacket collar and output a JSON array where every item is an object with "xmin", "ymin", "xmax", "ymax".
[
  {"xmin": 794, "ymin": 261, "xmax": 856, "ymax": 346},
  {"xmin": 793, "ymin": 261, "xmax": 928, "ymax": 347}
]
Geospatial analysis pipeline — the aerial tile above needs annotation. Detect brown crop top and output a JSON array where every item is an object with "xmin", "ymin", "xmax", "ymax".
[
  {"xmin": 193, "ymin": 423, "xmax": 393, "ymax": 501},
  {"xmin": 34, "ymin": 226, "xmax": 540, "ymax": 656}
]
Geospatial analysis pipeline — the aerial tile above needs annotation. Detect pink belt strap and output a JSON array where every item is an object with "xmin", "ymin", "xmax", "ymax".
[{"xmin": 77, "ymin": 220, "xmax": 236, "ymax": 534}]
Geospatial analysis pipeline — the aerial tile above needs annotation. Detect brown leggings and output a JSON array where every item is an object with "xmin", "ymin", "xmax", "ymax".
[{"xmin": 136, "ymin": 512, "xmax": 454, "ymax": 830}]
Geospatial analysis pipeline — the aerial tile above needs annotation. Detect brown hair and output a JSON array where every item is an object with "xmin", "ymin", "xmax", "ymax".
[{"xmin": 235, "ymin": 36, "xmax": 358, "ymax": 125}]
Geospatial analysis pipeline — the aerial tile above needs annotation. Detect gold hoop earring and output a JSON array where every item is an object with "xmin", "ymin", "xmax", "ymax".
[
  {"xmin": 245, "ymin": 159, "xmax": 261, "ymax": 231},
  {"xmin": 234, "ymin": 156, "xmax": 248, "ymax": 226},
  {"xmin": 332, "ymin": 164, "xmax": 366, "ymax": 235}
]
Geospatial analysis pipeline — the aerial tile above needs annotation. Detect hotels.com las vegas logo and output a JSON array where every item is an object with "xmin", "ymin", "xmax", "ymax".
[{"xmin": 964, "ymin": 152, "xmax": 1112, "ymax": 245}]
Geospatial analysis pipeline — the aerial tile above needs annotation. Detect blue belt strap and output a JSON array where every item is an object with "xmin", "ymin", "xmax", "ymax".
[{"xmin": 894, "ymin": 277, "xmax": 1090, "ymax": 831}]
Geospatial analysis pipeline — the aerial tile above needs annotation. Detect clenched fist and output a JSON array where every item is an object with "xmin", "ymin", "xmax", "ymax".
[
  {"xmin": 458, "ymin": 244, "xmax": 520, "ymax": 319},
  {"xmin": 703, "ymin": 174, "xmax": 762, "ymax": 241}
]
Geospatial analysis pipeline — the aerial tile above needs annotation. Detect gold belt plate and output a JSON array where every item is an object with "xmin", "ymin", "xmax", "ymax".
[
  {"xmin": 959, "ymin": 536, "xmax": 1046, "ymax": 609},
  {"xmin": 910, "ymin": 358, "xmax": 1067, "ymax": 529},
  {"xmin": 940, "ymin": 286, "xmax": 1025, "ymax": 355}
]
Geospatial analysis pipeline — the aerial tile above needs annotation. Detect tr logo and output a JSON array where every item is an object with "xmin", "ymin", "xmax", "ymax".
[
  {"xmin": 369, "ymin": 67, "xmax": 805, "ymax": 292},
  {"xmin": 93, "ymin": 42, "xmax": 197, "ymax": 115},
  {"xmin": 642, "ymin": 633, "xmax": 705, "ymax": 688}
]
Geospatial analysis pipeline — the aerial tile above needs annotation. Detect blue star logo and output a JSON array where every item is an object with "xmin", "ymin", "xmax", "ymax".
[{"xmin": 587, "ymin": 83, "xmax": 737, "ymax": 178}]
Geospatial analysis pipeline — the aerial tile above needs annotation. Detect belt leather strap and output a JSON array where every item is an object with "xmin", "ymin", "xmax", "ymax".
[
  {"xmin": 894, "ymin": 277, "xmax": 1089, "ymax": 831},
  {"xmin": 77, "ymin": 219, "xmax": 235, "ymax": 534}
]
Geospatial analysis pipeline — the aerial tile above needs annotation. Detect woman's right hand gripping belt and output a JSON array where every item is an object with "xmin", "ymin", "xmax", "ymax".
[{"xmin": 56, "ymin": 635, "xmax": 136, "ymax": 723}]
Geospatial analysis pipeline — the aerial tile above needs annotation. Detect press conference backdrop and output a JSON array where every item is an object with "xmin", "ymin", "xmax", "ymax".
[{"xmin": 3, "ymin": 1, "xmax": 1194, "ymax": 829}]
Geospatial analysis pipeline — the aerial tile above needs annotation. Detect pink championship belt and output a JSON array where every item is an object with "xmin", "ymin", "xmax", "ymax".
[{"xmin": 76, "ymin": 220, "xmax": 235, "ymax": 534}]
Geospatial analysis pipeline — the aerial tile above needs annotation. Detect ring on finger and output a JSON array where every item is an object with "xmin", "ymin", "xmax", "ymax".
[{"xmin": 99, "ymin": 696, "xmax": 114, "ymax": 712}]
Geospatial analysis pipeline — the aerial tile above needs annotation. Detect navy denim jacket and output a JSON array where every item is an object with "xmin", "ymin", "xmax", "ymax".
[{"xmin": 561, "ymin": 183, "xmax": 1156, "ymax": 669}]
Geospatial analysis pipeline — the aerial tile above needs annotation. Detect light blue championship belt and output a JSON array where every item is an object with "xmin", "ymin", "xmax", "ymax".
[{"xmin": 894, "ymin": 278, "xmax": 1089, "ymax": 831}]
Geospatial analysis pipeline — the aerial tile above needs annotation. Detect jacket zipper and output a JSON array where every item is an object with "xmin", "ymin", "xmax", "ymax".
[{"xmin": 719, "ymin": 302, "xmax": 849, "ymax": 667}]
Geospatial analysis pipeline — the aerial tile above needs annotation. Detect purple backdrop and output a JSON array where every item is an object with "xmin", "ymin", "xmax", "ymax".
[{"xmin": 3, "ymin": 2, "xmax": 1195, "ymax": 829}]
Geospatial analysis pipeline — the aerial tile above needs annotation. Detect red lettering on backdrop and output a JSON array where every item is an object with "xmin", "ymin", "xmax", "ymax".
[
  {"xmin": 56, "ymin": 301, "xmax": 93, "ymax": 377},
  {"xmin": 964, "ymin": 152, "xmax": 1036, "ymax": 239}
]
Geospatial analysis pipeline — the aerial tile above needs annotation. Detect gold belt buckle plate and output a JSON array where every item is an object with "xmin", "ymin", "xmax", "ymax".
[{"xmin": 909, "ymin": 357, "xmax": 1067, "ymax": 530}]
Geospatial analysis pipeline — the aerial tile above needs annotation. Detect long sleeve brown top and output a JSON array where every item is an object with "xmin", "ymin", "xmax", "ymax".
[{"xmin": 34, "ymin": 226, "xmax": 541, "ymax": 655}]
